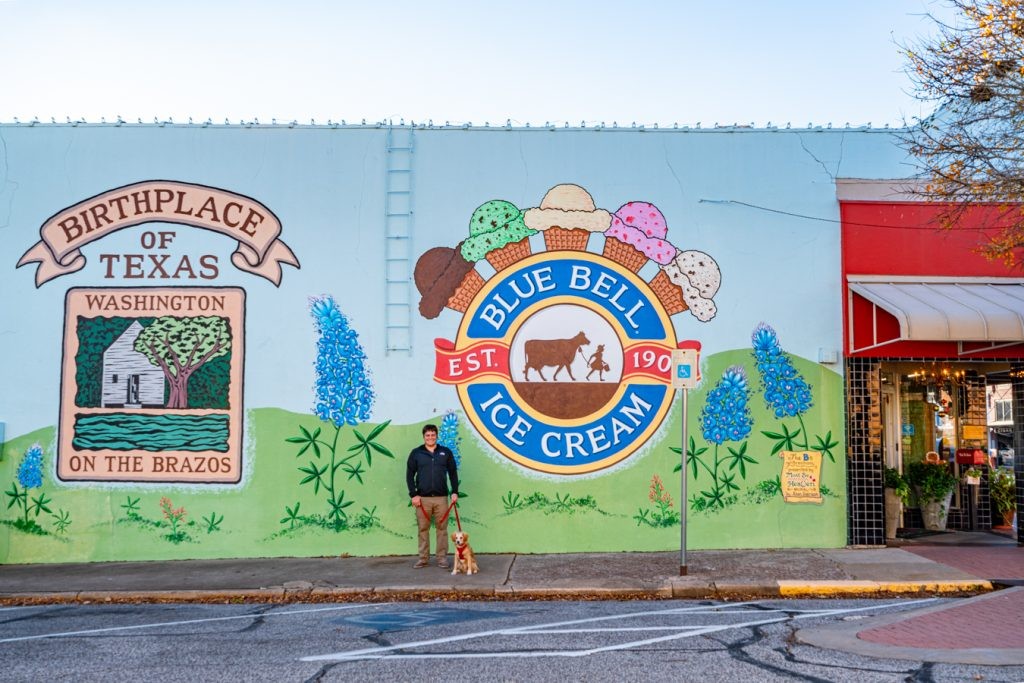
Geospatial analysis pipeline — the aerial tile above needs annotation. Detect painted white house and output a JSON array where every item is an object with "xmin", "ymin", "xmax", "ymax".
[{"xmin": 100, "ymin": 321, "xmax": 165, "ymax": 408}]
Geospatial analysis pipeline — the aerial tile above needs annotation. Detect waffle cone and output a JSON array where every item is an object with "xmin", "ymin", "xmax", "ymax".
[
  {"xmin": 446, "ymin": 269, "xmax": 484, "ymax": 313},
  {"xmin": 543, "ymin": 227, "xmax": 590, "ymax": 252},
  {"xmin": 485, "ymin": 238, "xmax": 532, "ymax": 271},
  {"xmin": 602, "ymin": 239, "xmax": 649, "ymax": 272},
  {"xmin": 650, "ymin": 270, "xmax": 689, "ymax": 316}
]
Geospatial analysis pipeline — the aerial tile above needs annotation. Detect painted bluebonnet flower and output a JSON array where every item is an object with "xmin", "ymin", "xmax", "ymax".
[
  {"xmin": 310, "ymin": 295, "xmax": 374, "ymax": 427},
  {"xmin": 439, "ymin": 410, "xmax": 462, "ymax": 468},
  {"xmin": 17, "ymin": 444, "xmax": 44, "ymax": 490},
  {"xmin": 700, "ymin": 366, "xmax": 753, "ymax": 445},
  {"xmin": 751, "ymin": 323, "xmax": 812, "ymax": 418}
]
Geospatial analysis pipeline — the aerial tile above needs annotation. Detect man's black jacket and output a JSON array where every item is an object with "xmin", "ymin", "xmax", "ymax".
[{"xmin": 406, "ymin": 444, "xmax": 459, "ymax": 498}]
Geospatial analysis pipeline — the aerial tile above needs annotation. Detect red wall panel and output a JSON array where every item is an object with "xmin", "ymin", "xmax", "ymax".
[{"xmin": 840, "ymin": 201, "xmax": 1024, "ymax": 359}]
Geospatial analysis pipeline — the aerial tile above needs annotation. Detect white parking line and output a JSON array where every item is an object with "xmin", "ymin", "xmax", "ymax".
[
  {"xmin": 303, "ymin": 599, "xmax": 938, "ymax": 662},
  {"xmin": 302, "ymin": 602, "xmax": 755, "ymax": 662},
  {"xmin": 0, "ymin": 603, "xmax": 369, "ymax": 644}
]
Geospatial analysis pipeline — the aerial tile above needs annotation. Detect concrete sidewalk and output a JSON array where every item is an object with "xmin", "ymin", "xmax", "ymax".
[
  {"xmin": 1, "ymin": 533, "xmax": 1021, "ymax": 666},
  {"xmin": 0, "ymin": 547, "xmax": 997, "ymax": 603}
]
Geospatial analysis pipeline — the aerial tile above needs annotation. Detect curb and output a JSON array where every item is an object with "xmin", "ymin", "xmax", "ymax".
[
  {"xmin": 777, "ymin": 579, "xmax": 993, "ymax": 597},
  {"xmin": 0, "ymin": 579, "xmax": 994, "ymax": 605}
]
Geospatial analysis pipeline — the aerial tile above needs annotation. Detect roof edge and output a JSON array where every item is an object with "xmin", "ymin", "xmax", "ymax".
[
  {"xmin": 836, "ymin": 178, "xmax": 927, "ymax": 202},
  {"xmin": 847, "ymin": 274, "xmax": 1024, "ymax": 284}
]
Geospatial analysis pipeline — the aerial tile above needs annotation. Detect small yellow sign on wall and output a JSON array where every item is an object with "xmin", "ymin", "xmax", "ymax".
[
  {"xmin": 961, "ymin": 425, "xmax": 987, "ymax": 442},
  {"xmin": 779, "ymin": 450, "xmax": 823, "ymax": 504}
]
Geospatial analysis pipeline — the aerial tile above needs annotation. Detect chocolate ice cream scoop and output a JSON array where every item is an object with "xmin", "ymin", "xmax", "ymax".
[{"xmin": 414, "ymin": 243, "xmax": 476, "ymax": 319}]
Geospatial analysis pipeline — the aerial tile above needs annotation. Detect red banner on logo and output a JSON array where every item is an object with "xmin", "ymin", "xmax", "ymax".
[
  {"xmin": 621, "ymin": 342, "xmax": 677, "ymax": 381},
  {"xmin": 433, "ymin": 338, "xmax": 510, "ymax": 384}
]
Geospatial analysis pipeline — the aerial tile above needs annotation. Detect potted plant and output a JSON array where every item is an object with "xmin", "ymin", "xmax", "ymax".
[
  {"xmin": 883, "ymin": 466, "xmax": 911, "ymax": 539},
  {"xmin": 907, "ymin": 461, "xmax": 958, "ymax": 531},
  {"xmin": 963, "ymin": 466, "xmax": 983, "ymax": 486},
  {"xmin": 990, "ymin": 468, "xmax": 1017, "ymax": 528}
]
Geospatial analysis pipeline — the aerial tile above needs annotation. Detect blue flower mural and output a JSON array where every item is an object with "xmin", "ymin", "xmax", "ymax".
[
  {"xmin": 752, "ymin": 323, "xmax": 813, "ymax": 419},
  {"xmin": 282, "ymin": 296, "xmax": 393, "ymax": 532},
  {"xmin": 677, "ymin": 366, "xmax": 758, "ymax": 510},
  {"xmin": 4, "ymin": 444, "xmax": 68, "ymax": 534},
  {"xmin": 439, "ymin": 410, "xmax": 462, "ymax": 468},
  {"xmin": 16, "ymin": 444, "xmax": 44, "ymax": 490},
  {"xmin": 701, "ymin": 365, "xmax": 754, "ymax": 445},
  {"xmin": 311, "ymin": 295, "xmax": 374, "ymax": 426},
  {"xmin": 751, "ymin": 323, "xmax": 837, "ymax": 462}
]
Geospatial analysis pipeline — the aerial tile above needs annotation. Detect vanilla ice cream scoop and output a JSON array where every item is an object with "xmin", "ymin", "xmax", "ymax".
[{"xmin": 662, "ymin": 249, "xmax": 721, "ymax": 321}]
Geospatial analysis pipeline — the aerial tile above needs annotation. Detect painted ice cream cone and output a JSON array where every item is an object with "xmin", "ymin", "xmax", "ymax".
[
  {"xmin": 602, "ymin": 201, "xmax": 676, "ymax": 272},
  {"xmin": 524, "ymin": 183, "xmax": 611, "ymax": 252},
  {"xmin": 447, "ymin": 269, "xmax": 485, "ymax": 313},
  {"xmin": 461, "ymin": 200, "xmax": 536, "ymax": 272},
  {"xmin": 484, "ymin": 237, "xmax": 532, "ymax": 271},
  {"xmin": 544, "ymin": 226, "xmax": 590, "ymax": 251},
  {"xmin": 414, "ymin": 242, "xmax": 482, "ymax": 318},
  {"xmin": 655, "ymin": 249, "xmax": 722, "ymax": 321},
  {"xmin": 649, "ymin": 269, "xmax": 689, "ymax": 316}
]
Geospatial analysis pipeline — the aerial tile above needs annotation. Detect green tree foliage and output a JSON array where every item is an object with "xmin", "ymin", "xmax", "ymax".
[
  {"xmin": 135, "ymin": 316, "xmax": 231, "ymax": 409},
  {"xmin": 181, "ymin": 355, "xmax": 231, "ymax": 409}
]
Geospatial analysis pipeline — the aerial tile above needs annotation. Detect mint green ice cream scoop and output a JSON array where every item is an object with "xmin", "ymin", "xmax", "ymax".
[{"xmin": 460, "ymin": 199, "xmax": 536, "ymax": 262}]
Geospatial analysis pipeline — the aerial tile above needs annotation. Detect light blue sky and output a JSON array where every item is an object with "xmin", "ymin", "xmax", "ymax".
[{"xmin": 2, "ymin": 0, "xmax": 951, "ymax": 127}]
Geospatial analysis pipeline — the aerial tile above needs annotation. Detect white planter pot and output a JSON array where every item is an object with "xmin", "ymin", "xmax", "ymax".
[
  {"xmin": 919, "ymin": 490, "xmax": 954, "ymax": 531},
  {"xmin": 884, "ymin": 488, "xmax": 902, "ymax": 539}
]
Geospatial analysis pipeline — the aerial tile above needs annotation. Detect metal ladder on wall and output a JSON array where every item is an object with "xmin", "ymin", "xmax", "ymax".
[{"xmin": 384, "ymin": 127, "xmax": 414, "ymax": 355}]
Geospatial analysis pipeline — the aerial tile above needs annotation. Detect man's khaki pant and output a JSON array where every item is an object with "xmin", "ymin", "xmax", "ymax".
[{"xmin": 415, "ymin": 496, "xmax": 450, "ymax": 562}]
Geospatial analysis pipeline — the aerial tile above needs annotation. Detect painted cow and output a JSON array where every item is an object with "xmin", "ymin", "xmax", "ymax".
[{"xmin": 523, "ymin": 331, "xmax": 590, "ymax": 381}]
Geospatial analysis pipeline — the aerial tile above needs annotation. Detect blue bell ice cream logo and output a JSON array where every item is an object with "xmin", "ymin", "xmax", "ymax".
[{"xmin": 415, "ymin": 184, "xmax": 722, "ymax": 475}]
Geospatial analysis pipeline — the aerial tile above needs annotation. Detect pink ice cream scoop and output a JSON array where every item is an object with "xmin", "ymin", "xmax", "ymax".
[{"xmin": 605, "ymin": 201, "xmax": 676, "ymax": 265}]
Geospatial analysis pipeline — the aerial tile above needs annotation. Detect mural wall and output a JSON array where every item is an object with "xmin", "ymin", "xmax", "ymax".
[{"xmin": 0, "ymin": 123, "xmax": 910, "ymax": 563}]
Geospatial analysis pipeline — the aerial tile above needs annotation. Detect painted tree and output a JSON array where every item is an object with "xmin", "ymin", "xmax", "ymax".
[
  {"xmin": 902, "ymin": 0, "xmax": 1024, "ymax": 264},
  {"xmin": 134, "ymin": 316, "xmax": 231, "ymax": 409}
]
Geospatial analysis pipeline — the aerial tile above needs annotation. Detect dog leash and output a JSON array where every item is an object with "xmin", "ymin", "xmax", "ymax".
[
  {"xmin": 438, "ymin": 500, "xmax": 462, "ymax": 531},
  {"xmin": 415, "ymin": 499, "xmax": 462, "ymax": 531}
]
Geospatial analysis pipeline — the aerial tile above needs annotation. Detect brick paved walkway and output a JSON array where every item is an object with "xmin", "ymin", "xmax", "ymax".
[
  {"xmin": 904, "ymin": 545, "xmax": 1024, "ymax": 580},
  {"xmin": 858, "ymin": 588, "xmax": 1024, "ymax": 649}
]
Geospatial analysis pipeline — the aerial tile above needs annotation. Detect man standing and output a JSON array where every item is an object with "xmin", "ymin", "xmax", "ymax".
[{"xmin": 406, "ymin": 423, "xmax": 459, "ymax": 568}]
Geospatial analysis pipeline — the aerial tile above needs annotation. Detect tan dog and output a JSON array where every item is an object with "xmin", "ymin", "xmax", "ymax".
[{"xmin": 450, "ymin": 530, "xmax": 478, "ymax": 575}]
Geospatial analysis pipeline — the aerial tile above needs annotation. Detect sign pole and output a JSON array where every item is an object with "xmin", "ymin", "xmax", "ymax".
[
  {"xmin": 679, "ymin": 387, "xmax": 688, "ymax": 576},
  {"xmin": 672, "ymin": 341, "xmax": 700, "ymax": 578}
]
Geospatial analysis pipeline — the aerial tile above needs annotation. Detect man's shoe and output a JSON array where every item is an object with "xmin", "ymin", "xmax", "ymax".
[
  {"xmin": 414, "ymin": 559, "xmax": 429, "ymax": 568},
  {"xmin": 437, "ymin": 559, "xmax": 449, "ymax": 568}
]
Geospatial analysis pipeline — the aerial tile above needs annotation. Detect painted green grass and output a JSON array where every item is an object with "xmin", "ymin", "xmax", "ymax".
[{"xmin": 0, "ymin": 349, "xmax": 845, "ymax": 564}]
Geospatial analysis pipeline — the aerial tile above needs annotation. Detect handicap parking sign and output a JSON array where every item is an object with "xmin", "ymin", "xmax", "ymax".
[{"xmin": 671, "ymin": 347, "xmax": 699, "ymax": 389}]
